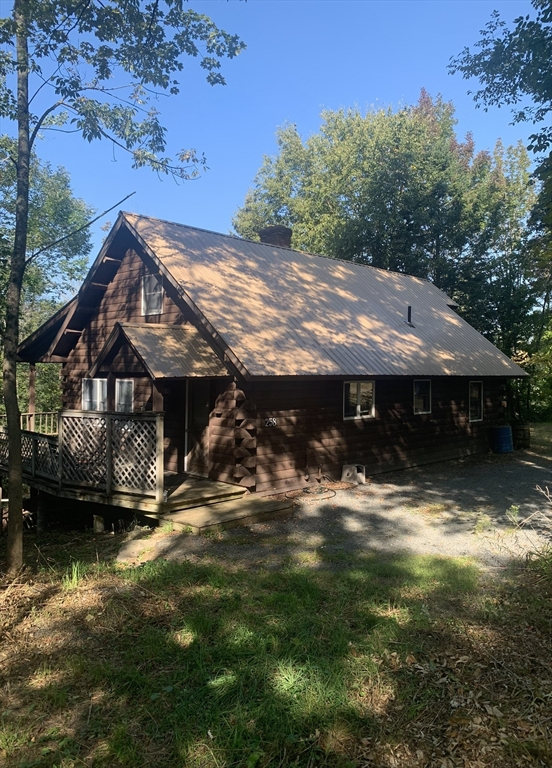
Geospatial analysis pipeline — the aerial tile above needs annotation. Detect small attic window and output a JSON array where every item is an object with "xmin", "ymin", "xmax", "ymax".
[{"xmin": 141, "ymin": 274, "xmax": 163, "ymax": 316}]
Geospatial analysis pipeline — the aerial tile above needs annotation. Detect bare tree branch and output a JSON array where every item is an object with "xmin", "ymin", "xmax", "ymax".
[
  {"xmin": 26, "ymin": 190, "xmax": 136, "ymax": 264},
  {"xmin": 29, "ymin": 100, "xmax": 65, "ymax": 150},
  {"xmin": 29, "ymin": 62, "xmax": 62, "ymax": 106}
]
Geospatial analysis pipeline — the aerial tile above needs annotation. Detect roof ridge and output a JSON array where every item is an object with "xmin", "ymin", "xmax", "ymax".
[{"xmin": 121, "ymin": 211, "xmax": 435, "ymax": 290}]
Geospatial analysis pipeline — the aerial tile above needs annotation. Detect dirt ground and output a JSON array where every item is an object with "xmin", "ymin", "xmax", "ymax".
[{"xmin": 117, "ymin": 449, "xmax": 552, "ymax": 570}]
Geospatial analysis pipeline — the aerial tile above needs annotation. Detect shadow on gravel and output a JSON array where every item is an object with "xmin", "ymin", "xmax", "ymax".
[
  {"xmin": 115, "ymin": 451, "xmax": 552, "ymax": 569},
  {"xmin": 358, "ymin": 451, "xmax": 552, "ymax": 522}
]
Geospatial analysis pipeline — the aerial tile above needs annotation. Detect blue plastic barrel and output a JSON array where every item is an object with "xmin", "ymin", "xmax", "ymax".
[{"xmin": 492, "ymin": 425, "xmax": 513, "ymax": 453}]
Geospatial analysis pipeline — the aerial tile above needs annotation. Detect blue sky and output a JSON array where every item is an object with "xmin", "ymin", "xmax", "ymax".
[{"xmin": 0, "ymin": 0, "xmax": 537, "ymax": 256}]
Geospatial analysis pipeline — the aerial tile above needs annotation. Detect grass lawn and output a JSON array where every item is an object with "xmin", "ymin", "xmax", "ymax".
[
  {"xmin": 529, "ymin": 422, "xmax": 552, "ymax": 456},
  {"xmin": 1, "ymin": 527, "xmax": 551, "ymax": 767}
]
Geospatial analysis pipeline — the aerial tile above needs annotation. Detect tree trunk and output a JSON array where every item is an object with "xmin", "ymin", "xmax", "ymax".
[{"xmin": 3, "ymin": 0, "xmax": 30, "ymax": 577}]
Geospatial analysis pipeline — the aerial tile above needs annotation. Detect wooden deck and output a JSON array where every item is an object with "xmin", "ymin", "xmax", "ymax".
[
  {"xmin": 0, "ymin": 411, "xmax": 294, "ymax": 531},
  {"xmin": 14, "ymin": 471, "xmax": 246, "ymax": 516}
]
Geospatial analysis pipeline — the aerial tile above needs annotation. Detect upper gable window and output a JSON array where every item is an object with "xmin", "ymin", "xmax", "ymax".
[
  {"xmin": 344, "ymin": 381, "xmax": 375, "ymax": 420},
  {"xmin": 414, "ymin": 379, "xmax": 431, "ymax": 414},
  {"xmin": 141, "ymin": 274, "xmax": 163, "ymax": 316}
]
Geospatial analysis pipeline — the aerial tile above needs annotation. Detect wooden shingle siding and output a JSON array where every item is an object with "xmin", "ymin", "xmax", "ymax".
[
  {"xmin": 208, "ymin": 381, "xmax": 257, "ymax": 489},
  {"xmin": 250, "ymin": 377, "xmax": 502, "ymax": 494},
  {"xmin": 62, "ymin": 248, "xmax": 185, "ymax": 409}
]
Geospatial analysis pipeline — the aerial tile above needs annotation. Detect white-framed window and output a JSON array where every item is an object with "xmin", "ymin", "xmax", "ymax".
[
  {"xmin": 115, "ymin": 379, "xmax": 134, "ymax": 413},
  {"xmin": 469, "ymin": 381, "xmax": 483, "ymax": 422},
  {"xmin": 141, "ymin": 274, "xmax": 163, "ymax": 316},
  {"xmin": 82, "ymin": 378, "xmax": 107, "ymax": 411},
  {"xmin": 343, "ymin": 380, "xmax": 375, "ymax": 420},
  {"xmin": 414, "ymin": 379, "xmax": 431, "ymax": 414}
]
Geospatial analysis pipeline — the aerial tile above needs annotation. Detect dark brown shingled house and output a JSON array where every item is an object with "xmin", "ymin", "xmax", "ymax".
[{"xmin": 10, "ymin": 211, "xmax": 526, "ymax": 518}]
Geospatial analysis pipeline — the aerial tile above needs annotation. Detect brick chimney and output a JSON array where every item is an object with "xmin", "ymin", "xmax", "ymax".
[{"xmin": 258, "ymin": 225, "xmax": 293, "ymax": 248}]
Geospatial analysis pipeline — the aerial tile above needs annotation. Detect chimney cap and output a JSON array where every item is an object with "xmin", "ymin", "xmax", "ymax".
[{"xmin": 258, "ymin": 225, "xmax": 293, "ymax": 248}]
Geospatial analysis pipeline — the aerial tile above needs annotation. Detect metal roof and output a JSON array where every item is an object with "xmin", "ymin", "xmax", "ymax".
[
  {"xmin": 117, "ymin": 324, "xmax": 229, "ymax": 379},
  {"xmin": 122, "ymin": 213, "xmax": 526, "ymax": 379}
]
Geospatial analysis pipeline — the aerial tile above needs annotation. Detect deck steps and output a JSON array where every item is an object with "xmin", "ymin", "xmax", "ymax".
[
  {"xmin": 159, "ymin": 496, "xmax": 293, "ymax": 534},
  {"xmin": 162, "ymin": 477, "xmax": 246, "ymax": 511}
]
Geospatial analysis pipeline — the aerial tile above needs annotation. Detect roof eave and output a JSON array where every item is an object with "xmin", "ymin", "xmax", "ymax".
[{"xmin": 17, "ymin": 297, "xmax": 77, "ymax": 362}]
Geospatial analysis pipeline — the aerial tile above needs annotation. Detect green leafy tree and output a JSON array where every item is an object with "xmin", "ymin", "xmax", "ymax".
[
  {"xmin": 449, "ymin": 0, "xmax": 552, "ymax": 417},
  {"xmin": 449, "ymin": 0, "xmax": 552, "ymax": 258},
  {"xmin": 234, "ymin": 94, "xmax": 543, "ymax": 425},
  {"xmin": 234, "ymin": 95, "xmax": 539, "ymax": 341},
  {"xmin": 0, "ymin": 0, "xmax": 245, "ymax": 576},
  {"xmin": 449, "ymin": 0, "xmax": 551, "ymax": 156},
  {"xmin": 0, "ymin": 135, "xmax": 93, "ymax": 417},
  {"xmin": 235, "ymin": 93, "xmax": 485, "ymax": 286},
  {"xmin": 0, "ymin": 135, "xmax": 93, "ymax": 316},
  {"xmin": 452, "ymin": 141, "xmax": 541, "ymax": 353}
]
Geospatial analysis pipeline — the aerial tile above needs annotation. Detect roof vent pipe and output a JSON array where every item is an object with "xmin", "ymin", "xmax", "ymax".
[
  {"xmin": 406, "ymin": 305, "xmax": 415, "ymax": 328},
  {"xmin": 258, "ymin": 225, "xmax": 293, "ymax": 248}
]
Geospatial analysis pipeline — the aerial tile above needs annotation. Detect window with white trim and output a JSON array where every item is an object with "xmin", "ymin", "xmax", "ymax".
[
  {"xmin": 343, "ymin": 380, "xmax": 375, "ymax": 419},
  {"xmin": 414, "ymin": 379, "xmax": 431, "ymax": 414},
  {"xmin": 141, "ymin": 274, "xmax": 163, "ymax": 316},
  {"xmin": 115, "ymin": 379, "xmax": 134, "ymax": 413},
  {"xmin": 82, "ymin": 378, "xmax": 107, "ymax": 411},
  {"xmin": 469, "ymin": 381, "xmax": 483, "ymax": 422}
]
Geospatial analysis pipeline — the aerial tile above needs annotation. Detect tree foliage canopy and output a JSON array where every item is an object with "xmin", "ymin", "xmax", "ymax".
[
  {"xmin": 449, "ymin": 0, "xmax": 552, "ymax": 155},
  {"xmin": 449, "ymin": 0, "xmax": 552, "ymax": 238},
  {"xmin": 233, "ymin": 93, "xmax": 542, "ymax": 360},
  {"xmin": 0, "ymin": 135, "xmax": 92, "ymax": 415},
  {"xmin": 0, "ymin": 0, "xmax": 246, "ymax": 179},
  {"xmin": 0, "ymin": 136, "xmax": 92, "ymax": 321},
  {"xmin": 448, "ymin": 0, "xmax": 552, "ymax": 415}
]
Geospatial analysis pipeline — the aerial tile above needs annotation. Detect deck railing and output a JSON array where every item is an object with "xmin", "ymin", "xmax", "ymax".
[
  {"xmin": 0, "ymin": 410, "xmax": 164, "ymax": 503},
  {"xmin": 0, "ymin": 411, "xmax": 58, "ymax": 435}
]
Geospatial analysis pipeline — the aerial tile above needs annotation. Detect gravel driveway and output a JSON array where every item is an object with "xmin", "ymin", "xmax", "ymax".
[{"xmin": 117, "ymin": 450, "xmax": 552, "ymax": 570}]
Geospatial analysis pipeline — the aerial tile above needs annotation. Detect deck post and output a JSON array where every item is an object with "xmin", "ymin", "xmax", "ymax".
[
  {"xmin": 34, "ymin": 489, "xmax": 47, "ymax": 533},
  {"xmin": 57, "ymin": 412, "xmax": 63, "ymax": 489},
  {"xmin": 155, "ymin": 412, "xmax": 164, "ymax": 504},
  {"xmin": 106, "ymin": 413, "xmax": 113, "ymax": 496},
  {"xmin": 28, "ymin": 364, "xmax": 36, "ymax": 432}
]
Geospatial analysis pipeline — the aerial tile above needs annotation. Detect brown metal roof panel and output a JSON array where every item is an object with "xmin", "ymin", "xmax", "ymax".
[
  {"xmin": 122, "ymin": 213, "xmax": 526, "ymax": 379},
  {"xmin": 120, "ymin": 324, "xmax": 229, "ymax": 379}
]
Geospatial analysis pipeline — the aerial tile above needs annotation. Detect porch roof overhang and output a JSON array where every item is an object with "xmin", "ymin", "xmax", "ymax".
[{"xmin": 90, "ymin": 323, "xmax": 230, "ymax": 379}]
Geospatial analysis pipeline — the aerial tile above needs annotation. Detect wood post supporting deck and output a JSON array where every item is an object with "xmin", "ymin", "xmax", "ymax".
[{"xmin": 33, "ymin": 488, "xmax": 47, "ymax": 533}]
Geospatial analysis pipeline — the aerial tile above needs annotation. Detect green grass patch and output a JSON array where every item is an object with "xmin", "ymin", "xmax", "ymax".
[
  {"xmin": 1, "ymin": 532, "xmax": 550, "ymax": 767},
  {"xmin": 529, "ymin": 422, "xmax": 552, "ymax": 456}
]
